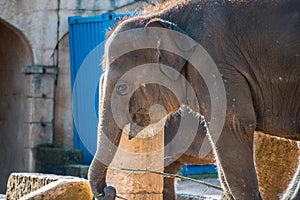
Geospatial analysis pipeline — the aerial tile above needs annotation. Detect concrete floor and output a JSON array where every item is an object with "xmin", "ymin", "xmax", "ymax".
[{"xmin": 176, "ymin": 178, "xmax": 222, "ymax": 200}]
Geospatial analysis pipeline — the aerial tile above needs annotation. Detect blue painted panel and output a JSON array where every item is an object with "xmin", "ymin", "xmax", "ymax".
[
  {"xmin": 68, "ymin": 13, "xmax": 134, "ymax": 164},
  {"xmin": 179, "ymin": 164, "xmax": 218, "ymax": 175}
]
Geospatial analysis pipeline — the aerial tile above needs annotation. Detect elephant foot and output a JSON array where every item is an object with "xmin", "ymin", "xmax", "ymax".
[
  {"xmin": 94, "ymin": 186, "xmax": 128, "ymax": 200},
  {"xmin": 95, "ymin": 186, "xmax": 117, "ymax": 200}
]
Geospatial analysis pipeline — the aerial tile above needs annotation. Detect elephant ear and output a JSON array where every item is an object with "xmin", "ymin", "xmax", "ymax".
[{"xmin": 145, "ymin": 18, "xmax": 197, "ymax": 80}]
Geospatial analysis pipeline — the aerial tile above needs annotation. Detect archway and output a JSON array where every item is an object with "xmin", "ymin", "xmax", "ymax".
[{"xmin": 0, "ymin": 19, "xmax": 33, "ymax": 193}]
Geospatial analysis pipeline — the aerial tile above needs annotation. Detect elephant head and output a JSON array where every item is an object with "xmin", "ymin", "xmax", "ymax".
[{"xmin": 88, "ymin": 18, "xmax": 203, "ymax": 199}]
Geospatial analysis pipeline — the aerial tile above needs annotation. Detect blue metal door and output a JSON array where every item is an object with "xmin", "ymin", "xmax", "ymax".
[{"xmin": 68, "ymin": 13, "xmax": 132, "ymax": 164}]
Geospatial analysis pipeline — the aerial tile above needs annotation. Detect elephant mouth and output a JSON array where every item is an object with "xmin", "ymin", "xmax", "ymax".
[
  {"xmin": 128, "ymin": 114, "xmax": 166, "ymax": 140},
  {"xmin": 129, "ymin": 109, "xmax": 151, "ymax": 139},
  {"xmin": 128, "ymin": 104, "xmax": 168, "ymax": 139},
  {"xmin": 128, "ymin": 123, "xmax": 145, "ymax": 139},
  {"xmin": 131, "ymin": 112, "xmax": 151, "ymax": 126}
]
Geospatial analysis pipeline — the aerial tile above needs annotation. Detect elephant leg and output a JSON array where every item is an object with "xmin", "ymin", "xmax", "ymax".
[
  {"xmin": 211, "ymin": 72, "xmax": 261, "ymax": 199},
  {"xmin": 163, "ymin": 161, "xmax": 183, "ymax": 200},
  {"xmin": 218, "ymin": 168, "xmax": 234, "ymax": 200},
  {"xmin": 215, "ymin": 126, "xmax": 261, "ymax": 200}
]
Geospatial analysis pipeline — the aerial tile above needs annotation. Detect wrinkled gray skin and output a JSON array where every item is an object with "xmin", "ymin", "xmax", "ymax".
[
  {"xmin": 89, "ymin": 0, "xmax": 300, "ymax": 199},
  {"xmin": 96, "ymin": 186, "xmax": 116, "ymax": 200}
]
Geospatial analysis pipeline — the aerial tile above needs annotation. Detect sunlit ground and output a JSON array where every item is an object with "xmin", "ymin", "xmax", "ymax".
[{"xmin": 176, "ymin": 178, "xmax": 222, "ymax": 200}]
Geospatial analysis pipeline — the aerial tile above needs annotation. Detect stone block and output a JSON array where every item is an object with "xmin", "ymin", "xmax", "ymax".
[
  {"xmin": 40, "ymin": 48, "xmax": 58, "ymax": 66},
  {"xmin": 36, "ymin": 147, "xmax": 83, "ymax": 166},
  {"xmin": 255, "ymin": 131, "xmax": 300, "ymax": 200},
  {"xmin": 60, "ymin": 0, "xmax": 110, "ymax": 11},
  {"xmin": 23, "ymin": 148, "xmax": 36, "ymax": 172},
  {"xmin": 24, "ymin": 65, "xmax": 58, "ymax": 75},
  {"xmin": 55, "ymin": 35, "xmax": 74, "ymax": 148},
  {"xmin": 59, "ymin": 0, "xmax": 82, "ymax": 10},
  {"xmin": 25, "ymin": 11, "xmax": 57, "ymax": 48},
  {"xmin": 5, "ymin": 173, "xmax": 77, "ymax": 200},
  {"xmin": 19, "ymin": 179, "xmax": 93, "ymax": 200},
  {"xmin": 25, "ymin": 74, "xmax": 56, "ymax": 98},
  {"xmin": 58, "ymin": 11, "xmax": 72, "ymax": 40},
  {"xmin": 14, "ymin": 0, "xmax": 58, "ymax": 13},
  {"xmin": 25, "ymin": 98, "xmax": 54, "ymax": 123},
  {"xmin": 65, "ymin": 164, "xmax": 89, "ymax": 178},
  {"xmin": 25, "ymin": 11, "xmax": 58, "ymax": 65},
  {"xmin": 24, "ymin": 123, "xmax": 53, "ymax": 148}
]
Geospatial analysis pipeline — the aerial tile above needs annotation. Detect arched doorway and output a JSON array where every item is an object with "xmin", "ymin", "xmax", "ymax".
[{"xmin": 0, "ymin": 19, "xmax": 33, "ymax": 193}]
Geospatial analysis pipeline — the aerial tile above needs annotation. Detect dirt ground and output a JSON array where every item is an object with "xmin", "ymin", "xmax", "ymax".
[{"xmin": 176, "ymin": 178, "xmax": 222, "ymax": 200}]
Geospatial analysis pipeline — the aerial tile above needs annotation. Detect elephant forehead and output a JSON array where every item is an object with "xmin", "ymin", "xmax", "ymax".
[
  {"xmin": 103, "ymin": 49, "xmax": 158, "ymax": 76},
  {"xmin": 104, "ymin": 26, "xmax": 195, "ymax": 66},
  {"xmin": 104, "ymin": 29, "xmax": 140, "ymax": 66},
  {"xmin": 109, "ymin": 64, "xmax": 178, "ymax": 87}
]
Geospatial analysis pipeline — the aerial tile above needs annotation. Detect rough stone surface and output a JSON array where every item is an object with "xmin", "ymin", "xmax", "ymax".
[
  {"xmin": 12, "ymin": 0, "xmax": 58, "ymax": 13},
  {"xmin": 25, "ymin": 97, "xmax": 54, "ymax": 123},
  {"xmin": 24, "ymin": 123, "xmax": 53, "ymax": 148},
  {"xmin": 23, "ymin": 148, "xmax": 36, "ymax": 172},
  {"xmin": 54, "ymin": 35, "xmax": 73, "ymax": 148},
  {"xmin": 19, "ymin": 179, "xmax": 93, "ymax": 200},
  {"xmin": 59, "ymin": 0, "xmax": 111, "ymax": 11},
  {"xmin": 5, "ymin": 173, "xmax": 78, "ymax": 200},
  {"xmin": 25, "ymin": 74, "xmax": 56, "ymax": 98},
  {"xmin": 255, "ymin": 131, "xmax": 300, "ymax": 200},
  {"xmin": 24, "ymin": 65, "xmax": 58, "ymax": 75},
  {"xmin": 0, "ymin": 17, "xmax": 32, "ymax": 193},
  {"xmin": 0, "ymin": 0, "xmax": 58, "ymax": 65}
]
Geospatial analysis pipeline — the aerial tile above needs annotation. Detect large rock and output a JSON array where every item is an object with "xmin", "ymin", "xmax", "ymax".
[
  {"xmin": 255, "ymin": 131, "xmax": 300, "ymax": 200},
  {"xmin": 19, "ymin": 179, "xmax": 93, "ymax": 200},
  {"xmin": 6, "ymin": 173, "xmax": 77, "ymax": 200}
]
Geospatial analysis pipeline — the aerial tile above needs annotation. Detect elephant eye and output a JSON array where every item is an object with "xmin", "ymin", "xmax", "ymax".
[{"xmin": 116, "ymin": 83, "xmax": 129, "ymax": 96}]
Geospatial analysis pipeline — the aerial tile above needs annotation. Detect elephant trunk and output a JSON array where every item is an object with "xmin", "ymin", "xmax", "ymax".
[{"xmin": 88, "ymin": 101, "xmax": 123, "ymax": 199}]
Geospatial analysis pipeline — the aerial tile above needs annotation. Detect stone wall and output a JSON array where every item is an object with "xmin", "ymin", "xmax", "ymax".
[
  {"xmin": 0, "ymin": 18, "xmax": 33, "ymax": 193},
  {"xmin": 0, "ymin": 0, "xmax": 154, "ymax": 193}
]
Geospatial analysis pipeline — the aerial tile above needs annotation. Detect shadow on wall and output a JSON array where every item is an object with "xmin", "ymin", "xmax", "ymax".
[{"xmin": 0, "ymin": 19, "xmax": 33, "ymax": 193}]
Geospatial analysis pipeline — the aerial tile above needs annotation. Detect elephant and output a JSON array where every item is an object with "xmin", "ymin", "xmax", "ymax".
[{"xmin": 88, "ymin": 0, "xmax": 300, "ymax": 199}]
